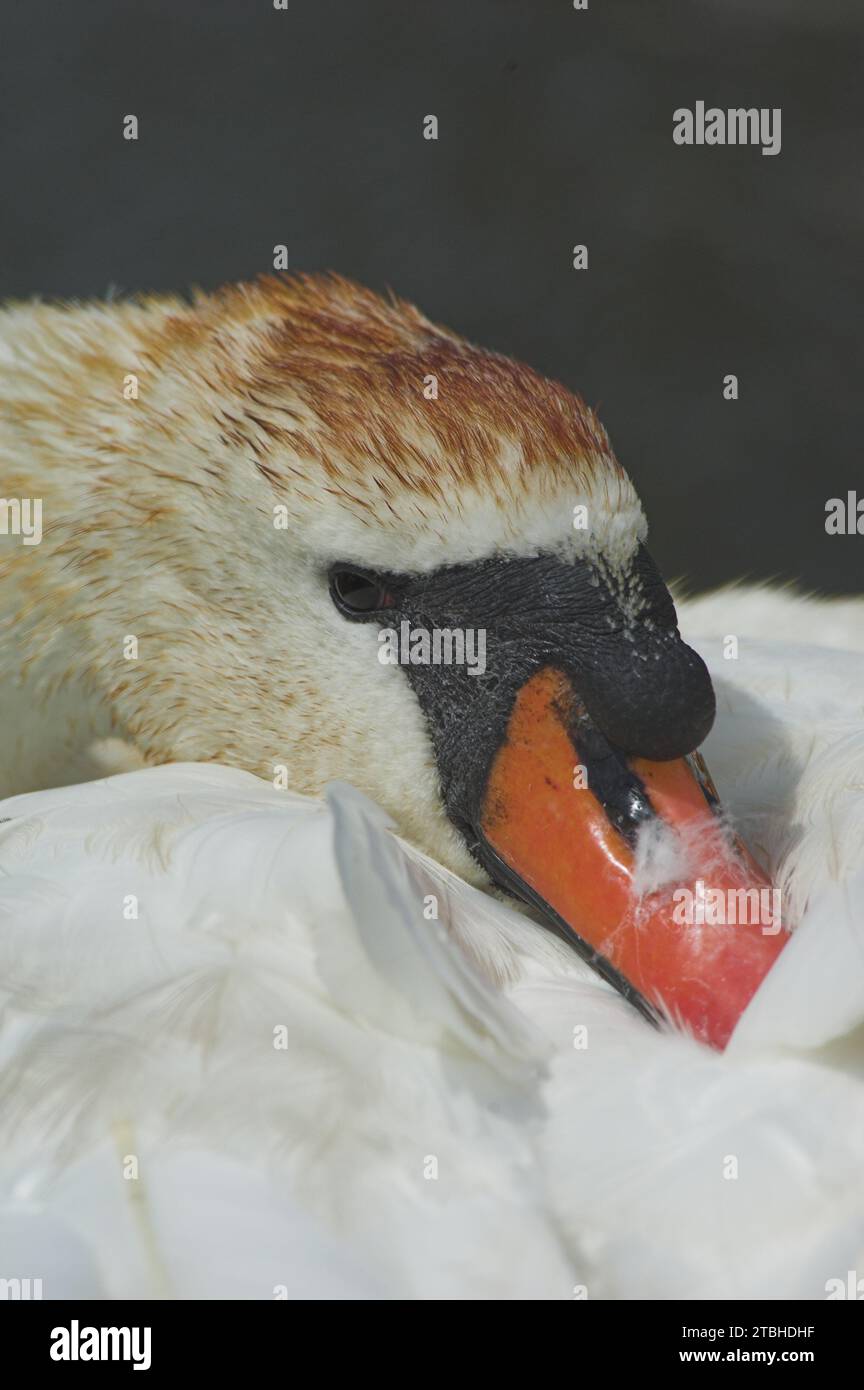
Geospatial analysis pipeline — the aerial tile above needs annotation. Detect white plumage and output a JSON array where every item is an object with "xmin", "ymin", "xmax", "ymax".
[{"xmin": 1, "ymin": 592, "xmax": 863, "ymax": 1299}]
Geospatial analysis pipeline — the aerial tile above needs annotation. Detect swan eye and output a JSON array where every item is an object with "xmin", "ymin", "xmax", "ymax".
[{"xmin": 329, "ymin": 567, "xmax": 397, "ymax": 617}]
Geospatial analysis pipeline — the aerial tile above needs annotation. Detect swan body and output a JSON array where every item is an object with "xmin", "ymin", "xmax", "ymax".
[{"xmin": 1, "ymin": 601, "xmax": 863, "ymax": 1300}]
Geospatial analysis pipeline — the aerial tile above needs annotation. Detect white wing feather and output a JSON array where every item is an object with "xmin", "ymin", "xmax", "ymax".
[{"xmin": 0, "ymin": 598, "xmax": 862, "ymax": 1299}]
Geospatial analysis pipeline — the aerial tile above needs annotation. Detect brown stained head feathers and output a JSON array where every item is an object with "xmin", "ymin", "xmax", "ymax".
[{"xmin": 150, "ymin": 273, "xmax": 624, "ymax": 512}]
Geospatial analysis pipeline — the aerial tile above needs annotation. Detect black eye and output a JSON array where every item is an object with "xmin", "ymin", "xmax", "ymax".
[{"xmin": 329, "ymin": 567, "xmax": 398, "ymax": 617}]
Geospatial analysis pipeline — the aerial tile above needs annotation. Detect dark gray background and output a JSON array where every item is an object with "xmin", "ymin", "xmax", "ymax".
[{"xmin": 2, "ymin": 0, "xmax": 861, "ymax": 594}]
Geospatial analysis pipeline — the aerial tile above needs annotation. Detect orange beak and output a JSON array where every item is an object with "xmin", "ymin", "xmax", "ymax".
[{"xmin": 478, "ymin": 667, "xmax": 789, "ymax": 1050}]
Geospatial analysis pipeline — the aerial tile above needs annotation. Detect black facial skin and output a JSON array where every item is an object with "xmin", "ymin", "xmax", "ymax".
[
  {"xmin": 330, "ymin": 544, "xmax": 715, "ymax": 850},
  {"xmin": 330, "ymin": 545, "xmax": 715, "ymax": 1024}
]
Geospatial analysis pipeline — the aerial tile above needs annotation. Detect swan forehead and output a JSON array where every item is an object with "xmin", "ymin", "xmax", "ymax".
[{"xmin": 181, "ymin": 274, "xmax": 646, "ymax": 575}]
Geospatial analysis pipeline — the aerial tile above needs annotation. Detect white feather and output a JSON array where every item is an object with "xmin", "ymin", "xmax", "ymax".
[{"xmin": 0, "ymin": 593, "xmax": 862, "ymax": 1299}]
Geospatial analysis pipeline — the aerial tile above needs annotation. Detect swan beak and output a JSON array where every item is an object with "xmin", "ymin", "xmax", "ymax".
[{"xmin": 477, "ymin": 666, "xmax": 789, "ymax": 1050}]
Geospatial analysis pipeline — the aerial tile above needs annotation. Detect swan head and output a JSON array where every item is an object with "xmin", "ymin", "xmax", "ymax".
[{"xmin": 66, "ymin": 273, "xmax": 785, "ymax": 1047}]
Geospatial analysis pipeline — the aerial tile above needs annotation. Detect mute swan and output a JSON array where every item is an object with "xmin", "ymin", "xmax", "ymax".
[{"xmin": 0, "ymin": 275, "xmax": 862, "ymax": 1300}]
